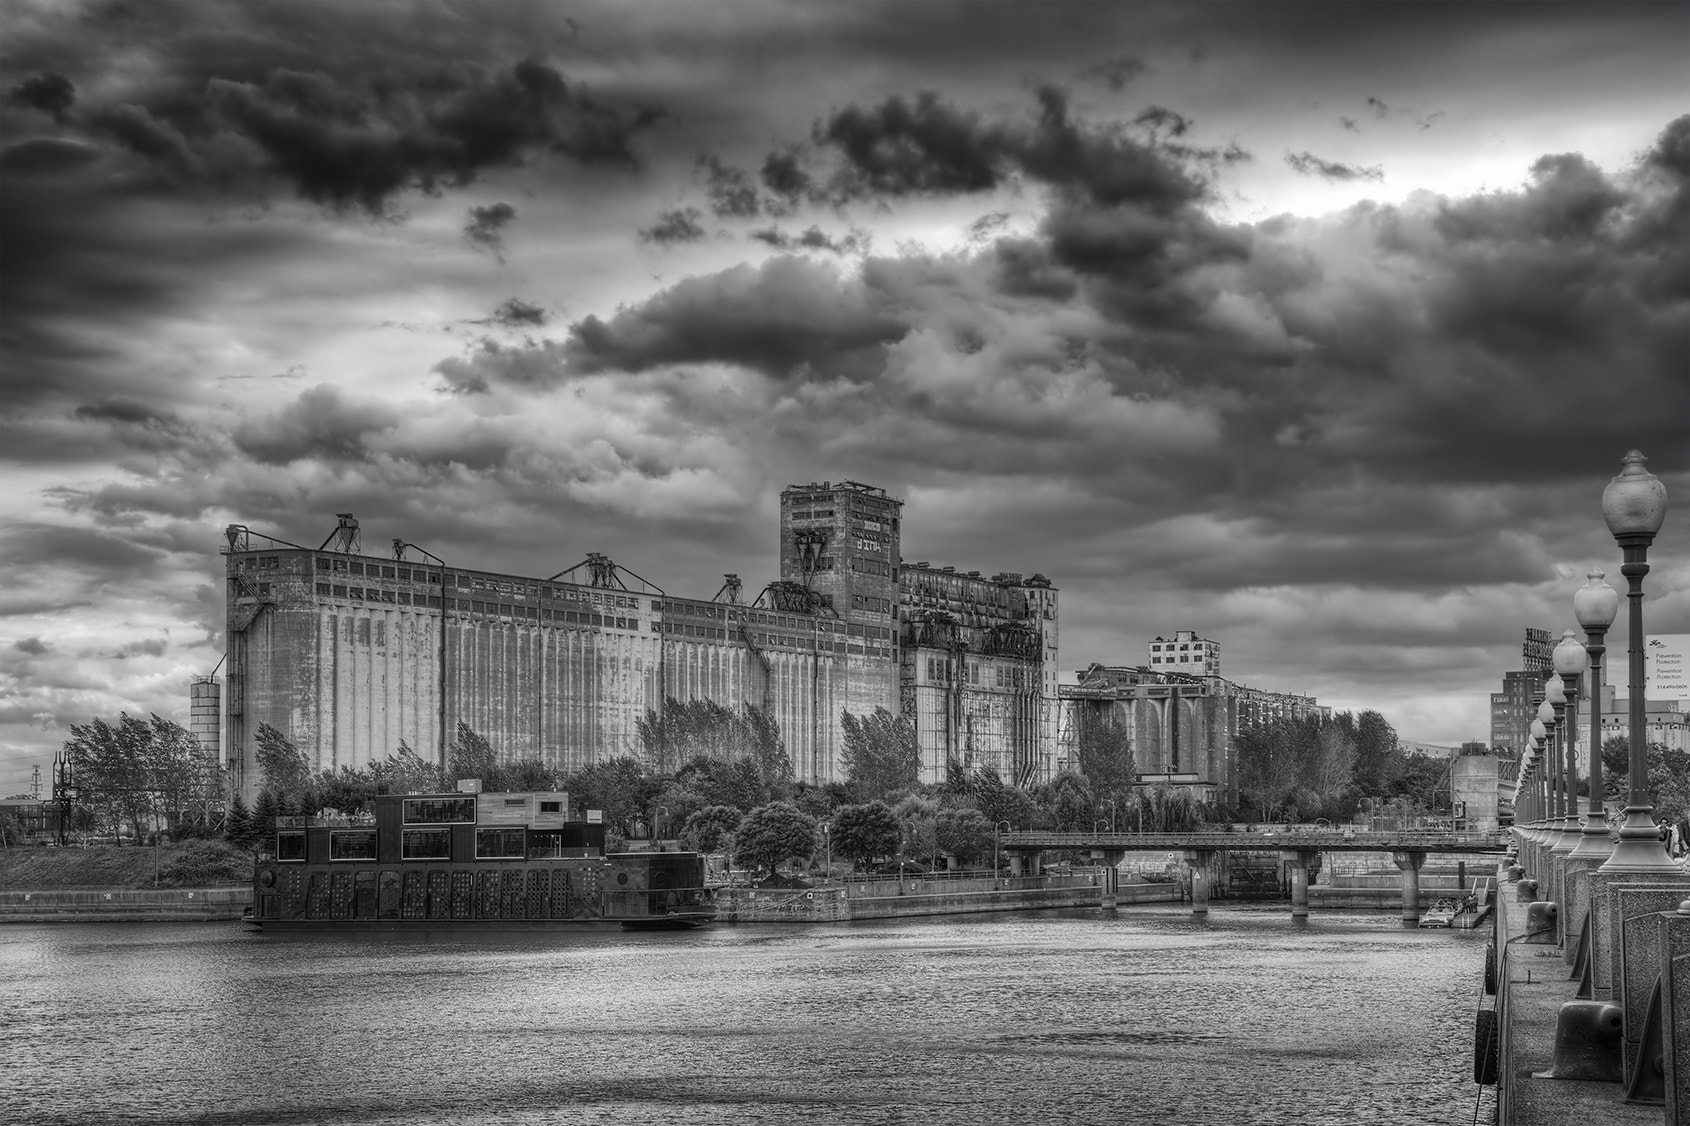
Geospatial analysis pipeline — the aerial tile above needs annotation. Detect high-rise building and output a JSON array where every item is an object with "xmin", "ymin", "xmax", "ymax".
[
  {"xmin": 1489, "ymin": 670, "xmax": 1544, "ymax": 757},
  {"xmin": 221, "ymin": 483, "xmax": 1059, "ymax": 799}
]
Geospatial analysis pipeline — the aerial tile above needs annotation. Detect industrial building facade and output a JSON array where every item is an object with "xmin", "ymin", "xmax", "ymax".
[
  {"xmin": 222, "ymin": 482, "xmax": 1060, "ymax": 798},
  {"xmin": 1057, "ymin": 658, "xmax": 1328, "ymax": 809}
]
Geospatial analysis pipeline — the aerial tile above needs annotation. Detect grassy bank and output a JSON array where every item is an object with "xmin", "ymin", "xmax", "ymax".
[{"xmin": 0, "ymin": 840, "xmax": 253, "ymax": 890}]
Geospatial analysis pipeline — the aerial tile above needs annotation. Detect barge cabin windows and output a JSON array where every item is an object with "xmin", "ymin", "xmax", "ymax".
[
  {"xmin": 476, "ymin": 828, "xmax": 526, "ymax": 859},
  {"xmin": 401, "ymin": 828, "xmax": 451, "ymax": 860},
  {"xmin": 276, "ymin": 832, "xmax": 306, "ymax": 862},
  {"xmin": 403, "ymin": 797, "xmax": 475, "ymax": 824},
  {"xmin": 329, "ymin": 830, "xmax": 378, "ymax": 861}
]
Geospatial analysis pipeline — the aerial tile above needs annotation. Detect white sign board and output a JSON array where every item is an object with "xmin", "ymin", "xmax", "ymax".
[{"xmin": 1646, "ymin": 633, "xmax": 1690, "ymax": 705}]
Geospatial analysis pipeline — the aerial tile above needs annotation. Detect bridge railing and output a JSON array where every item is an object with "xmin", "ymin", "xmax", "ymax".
[{"xmin": 998, "ymin": 830, "xmax": 1507, "ymax": 850}]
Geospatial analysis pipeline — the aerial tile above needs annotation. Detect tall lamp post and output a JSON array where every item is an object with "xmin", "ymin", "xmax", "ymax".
[
  {"xmin": 1597, "ymin": 450, "xmax": 1677, "ymax": 874},
  {"xmin": 396, "ymin": 541, "xmax": 450, "ymax": 774},
  {"xmin": 1104, "ymin": 797, "xmax": 1117, "ymax": 834},
  {"xmin": 1570, "ymin": 574, "xmax": 1618, "ymax": 861},
  {"xmin": 821, "ymin": 822, "xmax": 831, "ymax": 882},
  {"xmin": 1537, "ymin": 692, "xmax": 1562, "ymax": 848},
  {"xmin": 1550, "ymin": 638, "xmax": 1584, "ymax": 859},
  {"xmin": 1530, "ymin": 717, "xmax": 1550, "ymax": 844}
]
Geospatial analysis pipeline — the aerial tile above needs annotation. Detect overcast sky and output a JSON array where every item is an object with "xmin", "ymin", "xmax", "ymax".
[{"xmin": 2, "ymin": 0, "xmax": 1687, "ymax": 793}]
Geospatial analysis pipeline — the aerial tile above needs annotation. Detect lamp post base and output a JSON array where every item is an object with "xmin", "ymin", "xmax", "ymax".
[{"xmin": 1595, "ymin": 807, "xmax": 1677, "ymax": 873}]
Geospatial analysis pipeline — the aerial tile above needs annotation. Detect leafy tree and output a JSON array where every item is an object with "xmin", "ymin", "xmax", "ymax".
[
  {"xmin": 829, "ymin": 801, "xmax": 902, "ymax": 869},
  {"xmin": 0, "ymin": 811, "xmax": 26, "ymax": 847},
  {"xmin": 1350, "ymin": 710, "xmax": 1404, "ymax": 797},
  {"xmin": 448, "ymin": 722, "xmax": 500, "ymax": 788},
  {"xmin": 674, "ymin": 754, "xmax": 771, "ymax": 813},
  {"xmin": 1234, "ymin": 715, "xmax": 1315, "ymax": 821},
  {"xmin": 791, "ymin": 780, "xmax": 848, "ymax": 821},
  {"xmin": 733, "ymin": 801, "xmax": 818, "ymax": 877},
  {"xmin": 1074, "ymin": 707, "xmax": 1135, "ymax": 806},
  {"xmin": 892, "ymin": 791, "xmax": 940, "ymax": 865},
  {"xmin": 255, "ymin": 723, "xmax": 313, "ymax": 807},
  {"xmin": 1129, "ymin": 784, "xmax": 1208, "ymax": 831},
  {"xmin": 1601, "ymin": 737, "xmax": 1690, "ymax": 824},
  {"xmin": 681, "ymin": 804, "xmax": 744, "ymax": 854},
  {"xmin": 1309, "ymin": 724, "xmax": 1359, "ymax": 817},
  {"xmin": 936, "ymin": 807, "xmax": 991, "ymax": 866},
  {"xmin": 840, "ymin": 707, "xmax": 920, "ymax": 799},
  {"xmin": 561, "ymin": 755, "xmax": 654, "ymax": 836},
  {"xmin": 1039, "ymin": 770, "xmax": 1098, "ymax": 831},
  {"xmin": 385, "ymin": 740, "xmax": 446, "ymax": 794},
  {"xmin": 636, "ymin": 698, "xmax": 791, "ymax": 795},
  {"xmin": 969, "ymin": 768, "xmax": 1040, "ymax": 829},
  {"xmin": 62, "ymin": 714, "xmax": 156, "ymax": 842}
]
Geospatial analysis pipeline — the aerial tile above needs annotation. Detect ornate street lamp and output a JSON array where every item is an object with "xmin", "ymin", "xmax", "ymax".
[
  {"xmin": 1597, "ymin": 450, "xmax": 1676, "ymax": 874},
  {"xmin": 1551, "ymin": 634, "xmax": 1587, "ymax": 858},
  {"xmin": 1528, "ymin": 717, "xmax": 1548, "ymax": 841},
  {"xmin": 1569, "ymin": 571, "xmax": 1619, "ymax": 859},
  {"xmin": 1537, "ymin": 693, "xmax": 1562, "ymax": 847}
]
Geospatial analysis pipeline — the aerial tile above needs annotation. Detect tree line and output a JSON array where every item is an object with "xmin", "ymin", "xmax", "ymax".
[{"xmin": 56, "ymin": 713, "xmax": 225, "ymax": 843}]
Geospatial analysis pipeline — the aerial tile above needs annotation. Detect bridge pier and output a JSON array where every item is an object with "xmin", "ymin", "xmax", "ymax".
[
  {"xmin": 1092, "ymin": 849, "xmax": 1126, "ymax": 910},
  {"xmin": 1282, "ymin": 851, "xmax": 1319, "ymax": 918},
  {"xmin": 1184, "ymin": 850, "xmax": 1214, "ymax": 915},
  {"xmin": 1005, "ymin": 849, "xmax": 1042, "ymax": 878},
  {"xmin": 1392, "ymin": 850, "xmax": 1426, "ymax": 925}
]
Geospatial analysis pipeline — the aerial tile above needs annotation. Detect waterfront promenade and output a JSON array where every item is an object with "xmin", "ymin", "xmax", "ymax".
[{"xmin": 1496, "ymin": 839, "xmax": 1689, "ymax": 1124}]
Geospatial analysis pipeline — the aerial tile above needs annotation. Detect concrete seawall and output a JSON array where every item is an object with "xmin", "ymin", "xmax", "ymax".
[
  {"xmin": 713, "ymin": 875, "xmax": 1179, "ymax": 923},
  {"xmin": 0, "ymin": 887, "xmax": 251, "ymax": 923}
]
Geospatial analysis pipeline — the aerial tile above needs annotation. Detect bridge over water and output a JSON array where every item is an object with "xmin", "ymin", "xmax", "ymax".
[{"xmin": 999, "ymin": 829, "xmax": 1509, "ymax": 919}]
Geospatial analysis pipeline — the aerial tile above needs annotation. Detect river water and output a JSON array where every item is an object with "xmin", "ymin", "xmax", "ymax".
[{"xmin": 1, "ymin": 904, "xmax": 1496, "ymax": 1126}]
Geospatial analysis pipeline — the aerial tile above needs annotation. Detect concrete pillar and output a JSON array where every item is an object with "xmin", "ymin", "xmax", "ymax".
[
  {"xmin": 1392, "ymin": 850, "xmax": 1426, "ymax": 925},
  {"xmin": 1007, "ymin": 852, "xmax": 1025, "ymax": 877},
  {"xmin": 1184, "ymin": 849, "xmax": 1213, "ymax": 915},
  {"xmin": 1096, "ymin": 849, "xmax": 1125, "ymax": 911},
  {"xmin": 1282, "ymin": 850, "xmax": 1317, "ymax": 919}
]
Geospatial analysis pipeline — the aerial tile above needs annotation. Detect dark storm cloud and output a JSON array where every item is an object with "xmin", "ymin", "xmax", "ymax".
[
  {"xmin": 696, "ymin": 154, "xmax": 761, "ymax": 218},
  {"xmin": 493, "ymin": 298, "xmax": 548, "ymax": 328},
  {"xmin": 798, "ymin": 86, "xmax": 1239, "ymax": 212},
  {"xmin": 232, "ymin": 384, "xmax": 400, "ymax": 464},
  {"xmin": 464, "ymin": 202, "xmax": 517, "ymax": 258},
  {"xmin": 1284, "ymin": 151, "xmax": 1384, "ymax": 182},
  {"xmin": 1078, "ymin": 55, "xmax": 1149, "ymax": 92},
  {"xmin": 760, "ymin": 149, "xmax": 813, "ymax": 206},
  {"xmin": 563, "ymin": 256, "xmax": 907, "ymax": 378},
  {"xmin": 88, "ymin": 103, "xmax": 197, "ymax": 170},
  {"xmin": 196, "ymin": 58, "xmax": 662, "ymax": 215},
  {"xmin": 8, "ymin": 73, "xmax": 76, "ymax": 122},
  {"xmin": 14, "ymin": 638, "xmax": 50, "ymax": 656},
  {"xmin": 0, "ymin": 522, "xmax": 163, "ymax": 577},
  {"xmin": 637, "ymin": 207, "xmax": 706, "ymax": 246},
  {"xmin": 0, "ymin": 136, "xmax": 101, "ymax": 175},
  {"xmin": 748, "ymin": 225, "xmax": 867, "ymax": 255}
]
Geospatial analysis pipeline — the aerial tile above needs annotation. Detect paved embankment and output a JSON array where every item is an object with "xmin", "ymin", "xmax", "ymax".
[
  {"xmin": 0, "ymin": 887, "xmax": 250, "ymax": 923},
  {"xmin": 1492, "ymin": 871, "xmax": 1659, "ymax": 1126},
  {"xmin": 713, "ymin": 874, "xmax": 1178, "ymax": 922}
]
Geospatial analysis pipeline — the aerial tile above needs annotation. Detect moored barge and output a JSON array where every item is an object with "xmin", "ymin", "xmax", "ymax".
[{"xmin": 250, "ymin": 789, "xmax": 714, "ymax": 930}]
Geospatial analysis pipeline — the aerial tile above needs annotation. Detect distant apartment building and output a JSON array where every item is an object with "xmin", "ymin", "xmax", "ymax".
[
  {"xmin": 1489, "ymin": 670, "xmax": 1544, "ymax": 757},
  {"xmin": 220, "ymin": 481, "xmax": 1060, "ymax": 799},
  {"xmin": 1057, "ymin": 656, "xmax": 1327, "ymax": 809},
  {"xmin": 1148, "ymin": 631, "xmax": 1219, "ymax": 677}
]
